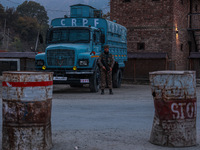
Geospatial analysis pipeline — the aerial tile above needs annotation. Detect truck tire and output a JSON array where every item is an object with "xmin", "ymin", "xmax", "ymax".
[
  {"xmin": 89, "ymin": 66, "xmax": 100, "ymax": 92},
  {"xmin": 113, "ymin": 69, "xmax": 122, "ymax": 88}
]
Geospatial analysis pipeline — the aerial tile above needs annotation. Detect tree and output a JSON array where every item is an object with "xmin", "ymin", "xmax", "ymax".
[
  {"xmin": 16, "ymin": 16, "xmax": 39, "ymax": 42},
  {"xmin": 16, "ymin": 1, "xmax": 49, "ymax": 24},
  {"xmin": 0, "ymin": 4, "xmax": 5, "ymax": 26},
  {"xmin": 5, "ymin": 8, "xmax": 19, "ymax": 28},
  {"xmin": 11, "ymin": 37, "xmax": 23, "ymax": 51},
  {"xmin": 16, "ymin": 1, "xmax": 49, "ymax": 51},
  {"xmin": 0, "ymin": 4, "xmax": 4, "ymax": 12},
  {"xmin": 102, "ymin": 12, "xmax": 110, "ymax": 20}
]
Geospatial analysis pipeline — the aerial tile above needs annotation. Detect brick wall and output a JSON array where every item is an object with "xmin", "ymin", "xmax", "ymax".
[
  {"xmin": 172, "ymin": 0, "xmax": 190, "ymax": 70},
  {"xmin": 110, "ymin": 0, "xmax": 197, "ymax": 71},
  {"xmin": 127, "ymin": 28, "xmax": 173, "ymax": 54},
  {"xmin": 110, "ymin": 0, "xmax": 174, "ymax": 56},
  {"xmin": 111, "ymin": 0, "xmax": 173, "ymax": 27},
  {"xmin": 191, "ymin": 0, "xmax": 200, "ymax": 13}
]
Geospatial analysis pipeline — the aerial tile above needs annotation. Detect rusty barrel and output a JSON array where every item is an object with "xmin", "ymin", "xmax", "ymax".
[
  {"xmin": 2, "ymin": 71, "xmax": 53, "ymax": 150},
  {"xmin": 149, "ymin": 71, "xmax": 197, "ymax": 147}
]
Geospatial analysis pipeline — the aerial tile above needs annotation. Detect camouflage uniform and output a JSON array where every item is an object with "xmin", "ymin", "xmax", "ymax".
[{"xmin": 98, "ymin": 52, "xmax": 115, "ymax": 90}]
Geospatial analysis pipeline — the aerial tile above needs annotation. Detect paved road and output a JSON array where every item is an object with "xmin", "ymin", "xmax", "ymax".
[{"xmin": 0, "ymin": 84, "xmax": 200, "ymax": 150}]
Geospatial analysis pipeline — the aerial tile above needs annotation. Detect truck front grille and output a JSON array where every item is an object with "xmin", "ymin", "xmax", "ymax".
[{"xmin": 47, "ymin": 49, "xmax": 75, "ymax": 66}]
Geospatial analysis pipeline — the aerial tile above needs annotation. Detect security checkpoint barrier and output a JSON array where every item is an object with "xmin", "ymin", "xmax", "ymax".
[
  {"xmin": 2, "ymin": 71, "xmax": 53, "ymax": 150},
  {"xmin": 149, "ymin": 71, "xmax": 196, "ymax": 147}
]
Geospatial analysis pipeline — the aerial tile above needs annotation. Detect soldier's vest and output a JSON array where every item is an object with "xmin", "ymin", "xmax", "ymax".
[{"xmin": 101, "ymin": 53, "xmax": 113, "ymax": 67}]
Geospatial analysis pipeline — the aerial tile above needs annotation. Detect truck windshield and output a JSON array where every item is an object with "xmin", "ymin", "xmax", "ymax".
[{"xmin": 47, "ymin": 28, "xmax": 90, "ymax": 44}]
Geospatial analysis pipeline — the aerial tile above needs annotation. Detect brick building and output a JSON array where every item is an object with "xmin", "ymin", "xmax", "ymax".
[{"xmin": 110, "ymin": 0, "xmax": 200, "ymax": 80}]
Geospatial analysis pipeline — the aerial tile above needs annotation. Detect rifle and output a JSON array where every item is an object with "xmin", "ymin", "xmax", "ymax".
[{"xmin": 101, "ymin": 59, "xmax": 110, "ymax": 72}]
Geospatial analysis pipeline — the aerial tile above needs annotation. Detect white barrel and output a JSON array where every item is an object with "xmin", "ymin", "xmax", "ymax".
[
  {"xmin": 149, "ymin": 71, "xmax": 196, "ymax": 147},
  {"xmin": 2, "ymin": 71, "xmax": 53, "ymax": 150}
]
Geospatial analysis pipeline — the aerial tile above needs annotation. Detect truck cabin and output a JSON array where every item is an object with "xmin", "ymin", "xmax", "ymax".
[
  {"xmin": 46, "ymin": 4, "xmax": 105, "ymax": 46},
  {"xmin": 46, "ymin": 27, "xmax": 105, "ymax": 46}
]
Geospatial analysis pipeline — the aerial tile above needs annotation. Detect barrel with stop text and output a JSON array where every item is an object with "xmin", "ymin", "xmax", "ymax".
[
  {"xmin": 149, "ymin": 71, "xmax": 196, "ymax": 147},
  {"xmin": 2, "ymin": 71, "xmax": 53, "ymax": 150}
]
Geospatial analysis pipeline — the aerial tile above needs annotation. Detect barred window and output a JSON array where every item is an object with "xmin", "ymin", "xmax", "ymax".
[
  {"xmin": 137, "ymin": 43, "xmax": 145, "ymax": 50},
  {"xmin": 180, "ymin": 0, "xmax": 184, "ymax": 5},
  {"xmin": 180, "ymin": 44, "xmax": 183, "ymax": 51},
  {"xmin": 195, "ymin": 5, "xmax": 198, "ymax": 12}
]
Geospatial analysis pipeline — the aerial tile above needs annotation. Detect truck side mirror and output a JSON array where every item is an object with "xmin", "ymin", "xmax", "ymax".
[
  {"xmin": 100, "ymin": 34, "xmax": 105, "ymax": 44},
  {"xmin": 46, "ymin": 29, "xmax": 52, "ymax": 44}
]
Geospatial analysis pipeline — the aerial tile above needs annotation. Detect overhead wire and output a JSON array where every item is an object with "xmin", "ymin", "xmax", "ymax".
[
  {"xmin": 0, "ymin": 0, "xmax": 109, "ymax": 16},
  {"xmin": 1, "ymin": 0, "xmax": 68, "ymax": 13},
  {"xmin": 3, "ymin": 0, "xmax": 20, "ymax": 5}
]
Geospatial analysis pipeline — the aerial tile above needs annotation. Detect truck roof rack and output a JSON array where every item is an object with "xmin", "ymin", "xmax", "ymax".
[{"xmin": 70, "ymin": 4, "xmax": 102, "ymax": 18}]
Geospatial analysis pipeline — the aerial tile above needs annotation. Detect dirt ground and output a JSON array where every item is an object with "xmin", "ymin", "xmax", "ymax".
[{"xmin": 0, "ymin": 83, "xmax": 200, "ymax": 150}]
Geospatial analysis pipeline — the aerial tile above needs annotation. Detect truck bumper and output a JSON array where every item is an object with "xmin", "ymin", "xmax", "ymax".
[{"xmin": 37, "ymin": 69, "xmax": 95, "ymax": 84}]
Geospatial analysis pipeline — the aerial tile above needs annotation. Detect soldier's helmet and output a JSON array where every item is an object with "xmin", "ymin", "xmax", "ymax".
[{"xmin": 103, "ymin": 45, "xmax": 109, "ymax": 49}]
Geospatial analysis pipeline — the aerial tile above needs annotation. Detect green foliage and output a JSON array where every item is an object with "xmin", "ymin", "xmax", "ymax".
[
  {"xmin": 17, "ymin": 1, "xmax": 49, "ymax": 24},
  {"xmin": 4, "ymin": 8, "xmax": 19, "ymax": 29},
  {"xmin": 0, "ymin": 4, "xmax": 4, "ymax": 12},
  {"xmin": 11, "ymin": 37, "xmax": 23, "ymax": 51},
  {"xmin": 16, "ymin": 16, "xmax": 39, "ymax": 41},
  {"xmin": 0, "ymin": 4, "xmax": 5, "ymax": 26},
  {"xmin": 0, "ymin": 1, "xmax": 49, "ymax": 51}
]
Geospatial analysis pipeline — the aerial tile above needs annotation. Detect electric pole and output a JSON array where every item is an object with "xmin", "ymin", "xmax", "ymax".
[{"xmin": 3, "ymin": 19, "xmax": 6, "ymax": 48}]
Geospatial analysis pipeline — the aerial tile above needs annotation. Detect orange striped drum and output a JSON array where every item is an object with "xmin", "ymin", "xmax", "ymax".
[{"xmin": 2, "ymin": 71, "xmax": 53, "ymax": 150}]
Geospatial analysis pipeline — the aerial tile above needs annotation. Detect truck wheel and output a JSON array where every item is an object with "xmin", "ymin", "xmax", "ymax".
[
  {"xmin": 89, "ymin": 66, "xmax": 100, "ymax": 92},
  {"xmin": 113, "ymin": 69, "xmax": 122, "ymax": 88}
]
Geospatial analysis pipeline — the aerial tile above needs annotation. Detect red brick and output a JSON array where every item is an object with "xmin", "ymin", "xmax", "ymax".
[{"xmin": 110, "ymin": 0, "xmax": 200, "ymax": 71}]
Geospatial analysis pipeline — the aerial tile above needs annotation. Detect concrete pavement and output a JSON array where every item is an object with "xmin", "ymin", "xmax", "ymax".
[{"xmin": 0, "ymin": 84, "xmax": 200, "ymax": 150}]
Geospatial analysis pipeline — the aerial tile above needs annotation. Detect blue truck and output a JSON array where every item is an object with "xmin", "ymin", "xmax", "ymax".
[{"xmin": 35, "ymin": 4, "xmax": 127, "ymax": 92}]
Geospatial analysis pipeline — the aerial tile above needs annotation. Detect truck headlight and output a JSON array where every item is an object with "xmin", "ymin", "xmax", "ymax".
[
  {"xmin": 36, "ymin": 60, "xmax": 44, "ymax": 66},
  {"xmin": 79, "ymin": 59, "xmax": 89, "ymax": 66}
]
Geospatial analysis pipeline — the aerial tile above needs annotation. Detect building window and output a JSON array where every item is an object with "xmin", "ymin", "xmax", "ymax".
[
  {"xmin": 123, "ymin": 0, "xmax": 131, "ymax": 3},
  {"xmin": 180, "ymin": 44, "xmax": 183, "ymax": 51},
  {"xmin": 180, "ymin": 0, "xmax": 183, "ymax": 5},
  {"xmin": 195, "ymin": 5, "xmax": 198, "ymax": 12},
  {"xmin": 137, "ymin": 43, "xmax": 145, "ymax": 50}
]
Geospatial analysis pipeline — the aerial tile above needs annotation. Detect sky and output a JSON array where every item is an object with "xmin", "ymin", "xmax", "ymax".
[{"xmin": 0, "ymin": 0, "xmax": 110, "ymax": 22}]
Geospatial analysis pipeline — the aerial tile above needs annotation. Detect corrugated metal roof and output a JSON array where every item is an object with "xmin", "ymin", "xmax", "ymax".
[
  {"xmin": 0, "ymin": 52, "xmax": 36, "ymax": 59},
  {"xmin": 127, "ymin": 52, "xmax": 168, "ymax": 59},
  {"xmin": 189, "ymin": 52, "xmax": 200, "ymax": 58}
]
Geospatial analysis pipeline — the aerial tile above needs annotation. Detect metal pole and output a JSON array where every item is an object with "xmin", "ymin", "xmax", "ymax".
[
  {"xmin": 35, "ymin": 31, "xmax": 39, "ymax": 52},
  {"xmin": 6, "ymin": 28, "xmax": 9, "ymax": 50},
  {"xmin": 3, "ymin": 19, "xmax": 6, "ymax": 48}
]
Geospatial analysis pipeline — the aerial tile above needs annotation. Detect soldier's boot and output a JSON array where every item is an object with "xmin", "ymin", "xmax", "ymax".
[
  {"xmin": 101, "ymin": 89, "xmax": 104, "ymax": 95},
  {"xmin": 109, "ymin": 89, "xmax": 113, "ymax": 95}
]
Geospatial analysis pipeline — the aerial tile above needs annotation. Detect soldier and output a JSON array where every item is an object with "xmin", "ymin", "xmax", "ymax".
[{"xmin": 98, "ymin": 45, "xmax": 115, "ymax": 95}]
